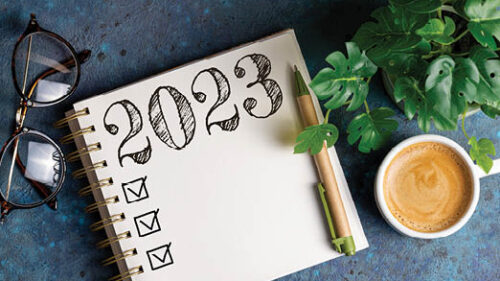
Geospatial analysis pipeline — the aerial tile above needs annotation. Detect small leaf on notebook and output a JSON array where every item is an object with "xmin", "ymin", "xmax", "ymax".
[{"xmin": 294, "ymin": 123, "xmax": 339, "ymax": 155}]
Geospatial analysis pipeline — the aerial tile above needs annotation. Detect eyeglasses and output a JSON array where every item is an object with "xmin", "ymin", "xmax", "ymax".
[{"xmin": 0, "ymin": 14, "xmax": 91, "ymax": 221}]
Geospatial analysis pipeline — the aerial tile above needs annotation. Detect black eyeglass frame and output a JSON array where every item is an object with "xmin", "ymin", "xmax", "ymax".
[
  {"xmin": 11, "ymin": 14, "xmax": 85, "ymax": 107},
  {"xmin": 0, "ymin": 14, "xmax": 91, "ymax": 219},
  {"xmin": 0, "ymin": 128, "xmax": 66, "ymax": 209}
]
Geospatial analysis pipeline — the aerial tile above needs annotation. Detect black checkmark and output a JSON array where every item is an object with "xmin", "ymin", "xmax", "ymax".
[
  {"xmin": 127, "ymin": 184, "xmax": 145, "ymax": 197},
  {"xmin": 152, "ymin": 250, "xmax": 168, "ymax": 263},
  {"xmin": 122, "ymin": 176, "xmax": 149, "ymax": 203},
  {"xmin": 139, "ymin": 216, "xmax": 158, "ymax": 230},
  {"xmin": 147, "ymin": 243, "xmax": 174, "ymax": 271},
  {"xmin": 134, "ymin": 209, "xmax": 161, "ymax": 237}
]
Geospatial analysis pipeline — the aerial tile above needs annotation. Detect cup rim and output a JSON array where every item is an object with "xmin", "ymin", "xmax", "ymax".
[{"xmin": 375, "ymin": 134, "xmax": 480, "ymax": 239}]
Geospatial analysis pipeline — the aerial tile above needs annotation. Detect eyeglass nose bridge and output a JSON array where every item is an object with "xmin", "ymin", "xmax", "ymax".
[{"xmin": 15, "ymin": 100, "xmax": 30, "ymax": 130}]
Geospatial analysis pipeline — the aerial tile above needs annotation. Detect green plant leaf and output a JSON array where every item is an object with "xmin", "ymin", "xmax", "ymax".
[
  {"xmin": 469, "ymin": 46, "xmax": 500, "ymax": 105},
  {"xmin": 416, "ymin": 16, "xmax": 456, "ymax": 44},
  {"xmin": 309, "ymin": 42, "xmax": 377, "ymax": 111},
  {"xmin": 376, "ymin": 40, "xmax": 430, "ymax": 79},
  {"xmin": 394, "ymin": 77, "xmax": 456, "ymax": 132},
  {"xmin": 452, "ymin": 0, "xmax": 468, "ymax": 18},
  {"xmin": 468, "ymin": 136, "xmax": 496, "ymax": 173},
  {"xmin": 390, "ymin": 0, "xmax": 442, "ymax": 13},
  {"xmin": 352, "ymin": 6, "xmax": 430, "ymax": 63},
  {"xmin": 481, "ymin": 101, "xmax": 500, "ymax": 118},
  {"xmin": 347, "ymin": 107, "xmax": 398, "ymax": 153},
  {"xmin": 294, "ymin": 123, "xmax": 339, "ymax": 155},
  {"xmin": 424, "ymin": 56, "xmax": 480, "ymax": 120},
  {"xmin": 464, "ymin": 0, "xmax": 500, "ymax": 49}
]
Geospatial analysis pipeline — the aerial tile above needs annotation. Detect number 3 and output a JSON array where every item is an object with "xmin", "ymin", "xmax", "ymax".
[{"xmin": 234, "ymin": 54, "xmax": 283, "ymax": 118}]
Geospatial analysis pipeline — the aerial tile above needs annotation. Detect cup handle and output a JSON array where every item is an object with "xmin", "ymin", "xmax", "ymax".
[{"xmin": 475, "ymin": 158, "xmax": 500, "ymax": 179}]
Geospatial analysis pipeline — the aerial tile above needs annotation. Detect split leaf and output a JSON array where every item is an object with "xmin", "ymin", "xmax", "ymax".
[
  {"xmin": 310, "ymin": 42, "xmax": 377, "ymax": 111},
  {"xmin": 424, "ymin": 56, "xmax": 480, "ymax": 120},
  {"xmin": 464, "ymin": 0, "xmax": 500, "ymax": 49},
  {"xmin": 394, "ymin": 77, "xmax": 456, "ymax": 132},
  {"xmin": 416, "ymin": 16, "xmax": 456, "ymax": 44},
  {"xmin": 469, "ymin": 46, "xmax": 500, "ymax": 105},
  {"xmin": 481, "ymin": 101, "xmax": 500, "ymax": 118},
  {"xmin": 352, "ymin": 6, "xmax": 430, "ymax": 63},
  {"xmin": 347, "ymin": 107, "xmax": 398, "ymax": 153},
  {"xmin": 469, "ymin": 136, "xmax": 496, "ymax": 173},
  {"xmin": 390, "ymin": 0, "xmax": 442, "ymax": 14},
  {"xmin": 294, "ymin": 123, "xmax": 339, "ymax": 155}
]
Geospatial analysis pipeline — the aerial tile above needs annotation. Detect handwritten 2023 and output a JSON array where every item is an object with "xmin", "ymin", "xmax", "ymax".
[{"xmin": 102, "ymin": 54, "xmax": 283, "ymax": 166}]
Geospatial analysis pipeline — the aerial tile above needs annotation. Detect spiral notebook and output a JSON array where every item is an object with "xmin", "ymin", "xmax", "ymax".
[{"xmin": 60, "ymin": 29, "xmax": 368, "ymax": 281}]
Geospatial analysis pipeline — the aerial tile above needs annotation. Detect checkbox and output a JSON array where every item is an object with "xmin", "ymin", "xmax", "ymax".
[
  {"xmin": 134, "ymin": 209, "xmax": 161, "ymax": 237},
  {"xmin": 147, "ymin": 243, "xmax": 174, "ymax": 271},
  {"xmin": 122, "ymin": 176, "xmax": 149, "ymax": 203}
]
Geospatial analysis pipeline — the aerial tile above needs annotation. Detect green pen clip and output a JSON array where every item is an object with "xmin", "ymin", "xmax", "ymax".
[{"xmin": 317, "ymin": 183, "xmax": 356, "ymax": 256}]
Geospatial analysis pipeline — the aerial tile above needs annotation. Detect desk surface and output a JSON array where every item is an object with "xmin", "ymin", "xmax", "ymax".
[{"xmin": 0, "ymin": 1, "xmax": 498, "ymax": 280}]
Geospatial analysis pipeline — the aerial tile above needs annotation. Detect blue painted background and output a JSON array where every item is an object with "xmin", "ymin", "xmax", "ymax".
[{"xmin": 0, "ymin": 1, "xmax": 499, "ymax": 280}]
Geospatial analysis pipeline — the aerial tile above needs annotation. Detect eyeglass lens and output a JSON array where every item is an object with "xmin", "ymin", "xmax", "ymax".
[
  {"xmin": 0, "ymin": 132, "xmax": 64, "ymax": 206},
  {"xmin": 14, "ymin": 32, "xmax": 78, "ymax": 104}
]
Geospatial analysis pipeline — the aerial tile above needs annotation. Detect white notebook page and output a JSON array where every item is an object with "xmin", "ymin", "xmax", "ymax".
[{"xmin": 73, "ymin": 29, "xmax": 368, "ymax": 281}]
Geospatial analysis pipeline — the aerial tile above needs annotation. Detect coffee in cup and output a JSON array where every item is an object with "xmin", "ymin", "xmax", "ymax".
[
  {"xmin": 375, "ymin": 135, "xmax": 500, "ymax": 239},
  {"xmin": 383, "ymin": 142, "xmax": 474, "ymax": 233}
]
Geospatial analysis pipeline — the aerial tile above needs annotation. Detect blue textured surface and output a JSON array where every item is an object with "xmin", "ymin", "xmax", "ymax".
[{"xmin": 0, "ymin": 1, "xmax": 499, "ymax": 280}]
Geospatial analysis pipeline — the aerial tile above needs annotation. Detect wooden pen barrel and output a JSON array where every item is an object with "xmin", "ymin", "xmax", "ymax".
[{"xmin": 297, "ymin": 95, "xmax": 352, "ymax": 238}]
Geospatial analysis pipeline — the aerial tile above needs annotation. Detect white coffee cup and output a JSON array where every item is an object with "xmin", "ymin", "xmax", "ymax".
[{"xmin": 375, "ymin": 134, "xmax": 500, "ymax": 239}]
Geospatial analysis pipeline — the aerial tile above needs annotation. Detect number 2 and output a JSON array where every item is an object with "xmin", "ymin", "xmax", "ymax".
[
  {"xmin": 103, "ymin": 100, "xmax": 152, "ymax": 166},
  {"xmin": 191, "ymin": 67, "xmax": 240, "ymax": 134}
]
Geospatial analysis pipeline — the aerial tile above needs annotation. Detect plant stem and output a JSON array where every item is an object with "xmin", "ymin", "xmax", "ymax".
[
  {"xmin": 324, "ymin": 109, "xmax": 332, "ymax": 124},
  {"xmin": 445, "ymin": 29, "xmax": 469, "ymax": 45},
  {"xmin": 437, "ymin": 8, "xmax": 443, "ymax": 21},
  {"xmin": 451, "ymin": 51, "xmax": 470, "ymax": 57},
  {"xmin": 461, "ymin": 104, "xmax": 470, "ymax": 140},
  {"xmin": 362, "ymin": 78, "xmax": 372, "ymax": 114},
  {"xmin": 364, "ymin": 100, "xmax": 370, "ymax": 114}
]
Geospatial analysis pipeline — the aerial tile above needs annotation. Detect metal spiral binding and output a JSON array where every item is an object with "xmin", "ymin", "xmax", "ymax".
[
  {"xmin": 78, "ymin": 177, "xmax": 113, "ymax": 196},
  {"xmin": 102, "ymin": 248, "xmax": 138, "ymax": 266},
  {"xmin": 56, "ymin": 112, "xmax": 144, "ymax": 280},
  {"xmin": 108, "ymin": 266, "xmax": 144, "ymax": 281},
  {"xmin": 89, "ymin": 213, "xmax": 125, "ymax": 232},
  {"xmin": 72, "ymin": 160, "xmax": 107, "ymax": 179},
  {"xmin": 67, "ymin": 142, "xmax": 101, "ymax": 162},
  {"xmin": 53, "ymin": 108, "xmax": 89, "ymax": 128},
  {"xmin": 85, "ymin": 196, "xmax": 119, "ymax": 213},
  {"xmin": 96, "ymin": 231, "xmax": 132, "ymax": 249},
  {"xmin": 60, "ymin": 125, "xmax": 95, "ymax": 144}
]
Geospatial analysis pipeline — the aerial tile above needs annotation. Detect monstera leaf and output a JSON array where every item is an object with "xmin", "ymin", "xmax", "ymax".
[
  {"xmin": 469, "ymin": 46, "xmax": 500, "ymax": 107},
  {"xmin": 352, "ymin": 6, "xmax": 430, "ymax": 63},
  {"xmin": 481, "ymin": 101, "xmax": 500, "ymax": 118},
  {"xmin": 416, "ymin": 16, "xmax": 456, "ymax": 44},
  {"xmin": 424, "ymin": 56, "xmax": 480, "ymax": 120},
  {"xmin": 294, "ymin": 123, "xmax": 339, "ymax": 155},
  {"xmin": 347, "ymin": 108, "xmax": 398, "ymax": 153},
  {"xmin": 464, "ymin": 0, "xmax": 500, "ymax": 49},
  {"xmin": 309, "ymin": 42, "xmax": 377, "ymax": 111},
  {"xmin": 377, "ymin": 40, "xmax": 430, "ymax": 79},
  {"xmin": 390, "ymin": 0, "xmax": 442, "ymax": 13},
  {"xmin": 469, "ymin": 136, "xmax": 496, "ymax": 173},
  {"xmin": 394, "ymin": 77, "xmax": 456, "ymax": 132}
]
